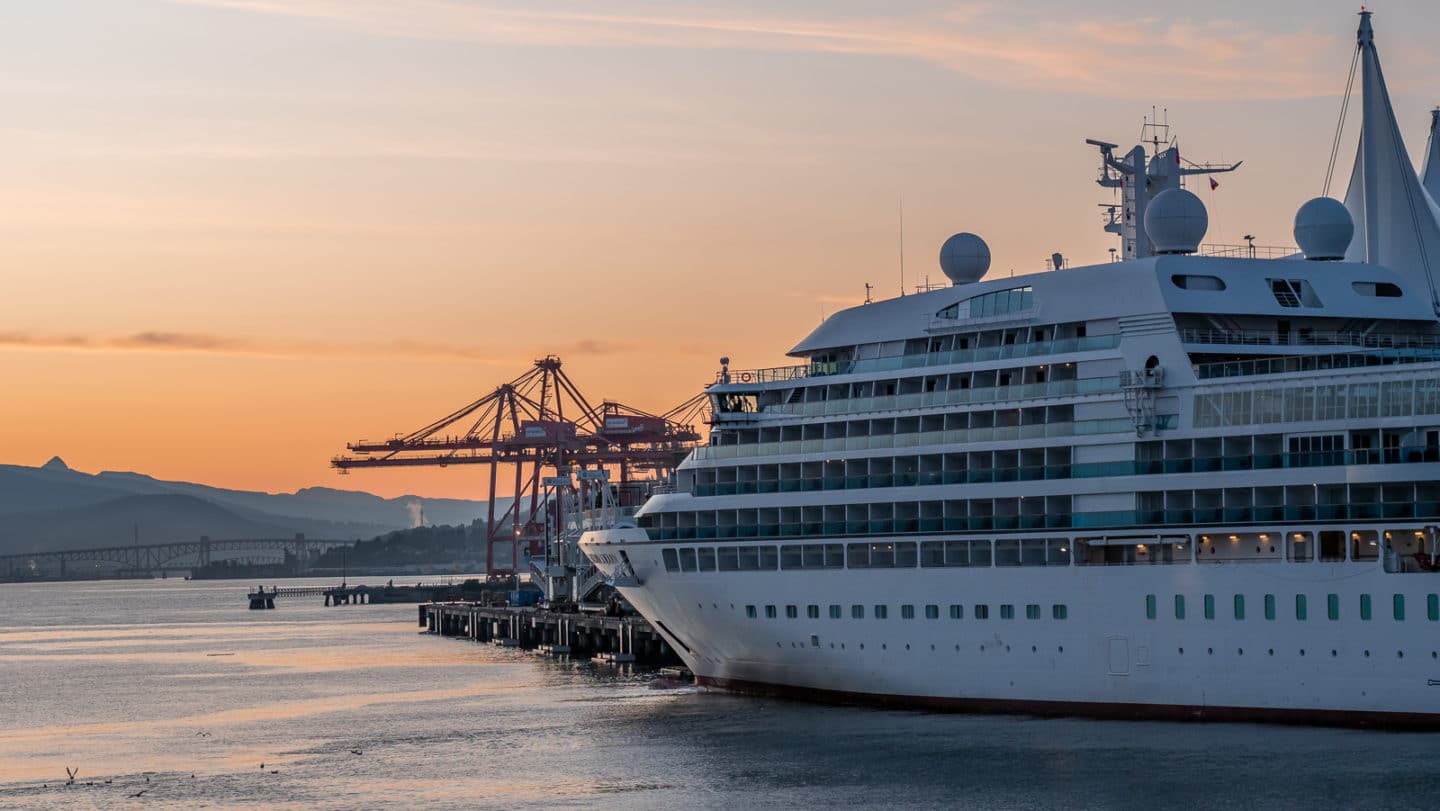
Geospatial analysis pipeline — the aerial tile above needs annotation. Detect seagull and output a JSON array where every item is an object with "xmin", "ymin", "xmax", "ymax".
[
  {"xmin": 129, "ymin": 789, "xmax": 148, "ymax": 798},
  {"xmin": 350, "ymin": 749, "xmax": 362, "ymax": 756},
  {"xmin": 65, "ymin": 767, "xmax": 77, "ymax": 785},
  {"xmin": 269, "ymin": 770, "xmax": 280, "ymax": 775}
]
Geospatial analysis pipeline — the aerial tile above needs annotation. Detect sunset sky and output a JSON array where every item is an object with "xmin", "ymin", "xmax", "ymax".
[{"xmin": 3, "ymin": 1, "xmax": 1439, "ymax": 501}]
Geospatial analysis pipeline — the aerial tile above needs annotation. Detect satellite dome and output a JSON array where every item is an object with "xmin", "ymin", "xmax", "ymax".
[
  {"xmin": 939, "ymin": 233, "xmax": 991, "ymax": 285},
  {"xmin": 1293, "ymin": 196, "xmax": 1353, "ymax": 260},
  {"xmin": 1144, "ymin": 188, "xmax": 1208, "ymax": 254}
]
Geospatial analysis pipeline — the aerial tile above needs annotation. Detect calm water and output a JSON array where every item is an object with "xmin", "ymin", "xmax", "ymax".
[{"xmin": 1, "ymin": 578, "xmax": 1437, "ymax": 810}]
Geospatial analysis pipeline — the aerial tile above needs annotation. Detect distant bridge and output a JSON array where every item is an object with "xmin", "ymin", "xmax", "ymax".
[{"xmin": 0, "ymin": 537, "xmax": 356, "ymax": 581}]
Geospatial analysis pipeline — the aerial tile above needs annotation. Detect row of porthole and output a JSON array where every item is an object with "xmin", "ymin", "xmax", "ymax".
[
  {"xmin": 770, "ymin": 641, "xmax": 1440, "ymax": 660},
  {"xmin": 779, "ymin": 640, "xmax": 1066, "ymax": 654},
  {"xmin": 1177, "ymin": 647, "xmax": 1436, "ymax": 659}
]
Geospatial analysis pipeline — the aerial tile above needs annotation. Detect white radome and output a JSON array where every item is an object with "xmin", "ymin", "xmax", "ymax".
[
  {"xmin": 939, "ymin": 233, "xmax": 991, "ymax": 285},
  {"xmin": 1294, "ymin": 196, "xmax": 1354, "ymax": 260},
  {"xmin": 1144, "ymin": 188, "xmax": 1208, "ymax": 254}
]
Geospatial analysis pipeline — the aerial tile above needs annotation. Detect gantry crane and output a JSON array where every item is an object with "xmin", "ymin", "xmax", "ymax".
[{"xmin": 332, "ymin": 356, "xmax": 705, "ymax": 575}]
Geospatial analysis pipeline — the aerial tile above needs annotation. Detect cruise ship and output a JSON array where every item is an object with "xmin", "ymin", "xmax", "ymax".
[{"xmin": 580, "ymin": 12, "xmax": 1440, "ymax": 726}]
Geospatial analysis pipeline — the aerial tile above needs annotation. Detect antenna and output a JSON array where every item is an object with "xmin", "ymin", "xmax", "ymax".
[
  {"xmin": 864, "ymin": 282, "xmax": 874, "ymax": 304},
  {"xmin": 898, "ymin": 196, "xmax": 905, "ymax": 297}
]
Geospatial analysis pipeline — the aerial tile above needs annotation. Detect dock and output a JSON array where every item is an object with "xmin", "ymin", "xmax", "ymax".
[
  {"xmin": 419, "ymin": 603, "xmax": 681, "ymax": 667},
  {"xmin": 248, "ymin": 579, "xmax": 510, "ymax": 609}
]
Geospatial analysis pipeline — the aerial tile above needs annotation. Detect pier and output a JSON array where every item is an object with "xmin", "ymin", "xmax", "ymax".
[
  {"xmin": 419, "ymin": 603, "xmax": 681, "ymax": 667},
  {"xmin": 247, "ymin": 579, "xmax": 512, "ymax": 609}
]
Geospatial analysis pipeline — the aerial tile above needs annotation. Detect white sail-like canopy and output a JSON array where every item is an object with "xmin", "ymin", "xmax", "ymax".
[
  {"xmin": 1342, "ymin": 12, "xmax": 1440, "ymax": 314},
  {"xmin": 1424, "ymin": 108, "xmax": 1440, "ymax": 203}
]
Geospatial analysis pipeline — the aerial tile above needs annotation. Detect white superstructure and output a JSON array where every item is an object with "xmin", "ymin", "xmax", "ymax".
[{"xmin": 581, "ymin": 12, "xmax": 1440, "ymax": 726}]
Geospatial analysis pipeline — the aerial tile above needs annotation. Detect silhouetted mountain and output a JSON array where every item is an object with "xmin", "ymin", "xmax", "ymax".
[
  {"xmin": 0, "ymin": 460, "xmax": 490, "ymax": 554},
  {"xmin": 0, "ymin": 494, "xmax": 311, "ymax": 555}
]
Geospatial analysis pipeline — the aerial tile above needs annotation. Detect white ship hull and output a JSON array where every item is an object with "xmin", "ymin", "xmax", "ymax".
[
  {"xmin": 575, "ymin": 12, "xmax": 1440, "ymax": 728},
  {"xmin": 583, "ymin": 528, "xmax": 1440, "ymax": 726}
]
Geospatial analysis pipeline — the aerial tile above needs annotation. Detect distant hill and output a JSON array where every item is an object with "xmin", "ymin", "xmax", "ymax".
[{"xmin": 0, "ymin": 459, "xmax": 491, "ymax": 555}]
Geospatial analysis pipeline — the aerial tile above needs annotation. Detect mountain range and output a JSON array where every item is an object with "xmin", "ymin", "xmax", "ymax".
[{"xmin": 0, "ymin": 457, "xmax": 489, "ymax": 555}]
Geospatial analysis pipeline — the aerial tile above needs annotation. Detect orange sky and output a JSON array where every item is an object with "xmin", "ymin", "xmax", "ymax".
[{"xmin": 3, "ymin": 1, "xmax": 1439, "ymax": 500}]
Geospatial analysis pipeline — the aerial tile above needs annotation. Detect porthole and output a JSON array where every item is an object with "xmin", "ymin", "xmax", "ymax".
[
  {"xmin": 1031, "ymin": 645, "xmax": 1037, "ymax": 653},
  {"xmin": 1267, "ymin": 649, "xmax": 1274, "ymax": 656},
  {"xmin": 881, "ymin": 644, "xmax": 887, "ymax": 650},
  {"xmin": 1179, "ymin": 647, "xmax": 1184, "ymax": 655},
  {"xmin": 1331, "ymin": 649, "xmax": 1338, "ymax": 657},
  {"xmin": 904, "ymin": 644, "xmax": 910, "ymax": 651},
  {"xmin": 1238, "ymin": 648, "xmax": 1244, "ymax": 656},
  {"xmin": 954, "ymin": 644, "xmax": 960, "ymax": 651},
  {"xmin": 1005, "ymin": 645, "xmax": 1011, "ymax": 653},
  {"xmin": 1300, "ymin": 649, "xmax": 1306, "ymax": 656},
  {"xmin": 1058, "ymin": 646, "xmax": 1064, "ymax": 653},
  {"xmin": 859, "ymin": 643, "xmax": 865, "ymax": 650},
  {"xmin": 1207, "ymin": 647, "xmax": 1213, "ymax": 655},
  {"xmin": 1397, "ymin": 651, "xmax": 1404, "ymax": 659},
  {"xmin": 930, "ymin": 644, "xmax": 935, "ymax": 651},
  {"xmin": 1364, "ymin": 650, "xmax": 1370, "ymax": 658}
]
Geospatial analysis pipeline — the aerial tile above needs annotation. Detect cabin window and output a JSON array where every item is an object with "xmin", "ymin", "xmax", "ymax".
[
  {"xmin": 1394, "ymin": 594, "xmax": 1405, "ymax": 621},
  {"xmin": 1000, "ymin": 604, "xmax": 1015, "ymax": 620},
  {"xmin": 678, "ymin": 548, "xmax": 697, "ymax": 572},
  {"xmin": 1175, "ymin": 595, "xmax": 1186, "ymax": 620},
  {"xmin": 1328, "ymin": 594, "xmax": 1340, "ymax": 621},
  {"xmin": 1026, "ymin": 604, "xmax": 1041, "ymax": 620},
  {"xmin": 1288, "ymin": 532, "xmax": 1313, "ymax": 562},
  {"xmin": 925, "ymin": 605, "xmax": 940, "ymax": 619},
  {"xmin": 1360, "ymin": 594, "xmax": 1372, "ymax": 621},
  {"xmin": 764, "ymin": 605, "xmax": 777, "ymax": 619},
  {"xmin": 1352, "ymin": 281, "xmax": 1402, "ymax": 297},
  {"xmin": 901, "ymin": 605, "xmax": 915, "ymax": 619},
  {"xmin": 1234, "ymin": 594, "xmax": 1245, "ymax": 620},
  {"xmin": 785, "ymin": 605, "xmax": 798, "ymax": 619},
  {"xmin": 829, "ymin": 605, "xmax": 842, "ymax": 619},
  {"xmin": 1171, "ymin": 274, "xmax": 1227, "ymax": 291},
  {"xmin": 698, "ymin": 548, "xmax": 716, "ymax": 571},
  {"xmin": 718, "ymin": 547, "xmax": 739, "ymax": 571},
  {"xmin": 746, "ymin": 605, "xmax": 757, "ymax": 618},
  {"xmin": 662, "ymin": 549, "xmax": 680, "ymax": 572},
  {"xmin": 807, "ymin": 605, "xmax": 820, "ymax": 619},
  {"xmin": 1146, "ymin": 594, "xmax": 1157, "ymax": 619},
  {"xmin": 975, "ymin": 604, "xmax": 990, "ymax": 620},
  {"xmin": 1352, "ymin": 530, "xmax": 1379, "ymax": 562},
  {"xmin": 1264, "ymin": 594, "xmax": 1276, "ymax": 620},
  {"xmin": 949, "ymin": 604, "xmax": 964, "ymax": 619},
  {"xmin": 1268, "ymin": 278, "xmax": 1322, "ymax": 308},
  {"xmin": 1319, "ymin": 531, "xmax": 1345, "ymax": 562},
  {"xmin": 1203, "ymin": 594, "xmax": 1215, "ymax": 620},
  {"xmin": 1052, "ymin": 604, "xmax": 1068, "ymax": 620},
  {"xmin": 851, "ymin": 604, "xmax": 864, "ymax": 619},
  {"xmin": 1296, "ymin": 594, "xmax": 1308, "ymax": 621},
  {"xmin": 1429, "ymin": 594, "xmax": 1439, "ymax": 622},
  {"xmin": 874, "ymin": 605, "xmax": 889, "ymax": 619}
]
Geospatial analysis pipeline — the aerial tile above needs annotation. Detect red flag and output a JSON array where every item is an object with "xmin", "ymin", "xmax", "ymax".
[{"xmin": 1209, "ymin": 177, "xmax": 1220, "ymax": 191}]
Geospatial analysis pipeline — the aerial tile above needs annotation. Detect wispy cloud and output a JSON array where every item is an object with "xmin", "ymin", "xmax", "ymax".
[
  {"xmin": 167, "ymin": 1, "xmax": 1344, "ymax": 99},
  {"xmin": 0, "ymin": 329, "xmax": 670, "ymax": 365},
  {"xmin": 0, "ymin": 329, "xmax": 514, "ymax": 364}
]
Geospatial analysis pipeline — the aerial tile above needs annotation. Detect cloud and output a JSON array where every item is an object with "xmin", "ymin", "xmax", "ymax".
[
  {"xmin": 0, "ymin": 330, "xmax": 518, "ymax": 364},
  {"xmin": 166, "ymin": 1, "xmax": 1346, "ymax": 100}
]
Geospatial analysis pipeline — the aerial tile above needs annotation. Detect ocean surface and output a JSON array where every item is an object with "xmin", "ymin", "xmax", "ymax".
[{"xmin": 2, "ymin": 577, "xmax": 1438, "ymax": 810}]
